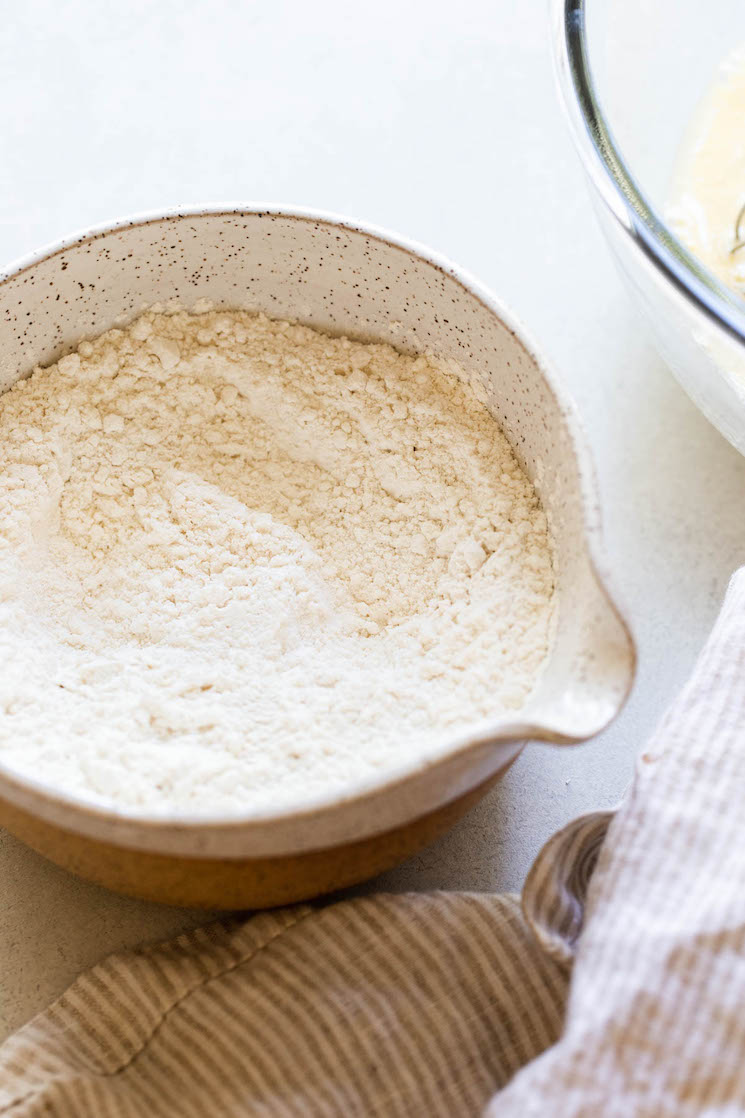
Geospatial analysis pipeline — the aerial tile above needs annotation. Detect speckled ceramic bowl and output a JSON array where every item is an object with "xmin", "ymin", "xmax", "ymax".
[{"xmin": 0, "ymin": 206, "xmax": 635, "ymax": 908}]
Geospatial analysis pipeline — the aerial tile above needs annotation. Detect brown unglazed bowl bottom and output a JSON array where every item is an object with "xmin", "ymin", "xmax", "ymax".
[{"xmin": 0, "ymin": 761, "xmax": 514, "ymax": 909}]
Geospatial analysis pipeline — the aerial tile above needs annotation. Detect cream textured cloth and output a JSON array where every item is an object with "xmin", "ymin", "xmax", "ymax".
[
  {"xmin": 491, "ymin": 567, "xmax": 745, "ymax": 1117},
  {"xmin": 3, "ymin": 570, "xmax": 745, "ymax": 1116}
]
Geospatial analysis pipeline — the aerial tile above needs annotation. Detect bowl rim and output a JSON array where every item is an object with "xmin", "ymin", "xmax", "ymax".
[
  {"xmin": 0, "ymin": 202, "xmax": 635, "ymax": 848},
  {"xmin": 552, "ymin": 0, "xmax": 745, "ymax": 351}
]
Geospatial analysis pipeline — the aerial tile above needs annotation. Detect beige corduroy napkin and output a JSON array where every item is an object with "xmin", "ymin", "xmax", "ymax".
[{"xmin": 4, "ymin": 570, "xmax": 745, "ymax": 1117}]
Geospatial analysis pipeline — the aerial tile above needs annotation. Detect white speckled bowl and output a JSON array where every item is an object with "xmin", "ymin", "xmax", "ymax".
[{"xmin": 0, "ymin": 206, "xmax": 635, "ymax": 908}]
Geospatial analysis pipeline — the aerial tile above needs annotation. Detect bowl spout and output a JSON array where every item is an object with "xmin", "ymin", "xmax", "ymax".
[{"xmin": 527, "ymin": 550, "xmax": 635, "ymax": 744}]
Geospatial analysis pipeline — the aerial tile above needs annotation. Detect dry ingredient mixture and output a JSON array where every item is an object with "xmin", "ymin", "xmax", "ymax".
[{"xmin": 0, "ymin": 307, "xmax": 555, "ymax": 814}]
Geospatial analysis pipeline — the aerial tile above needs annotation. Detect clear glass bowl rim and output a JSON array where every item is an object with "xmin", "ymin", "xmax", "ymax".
[{"xmin": 553, "ymin": 0, "xmax": 745, "ymax": 349}]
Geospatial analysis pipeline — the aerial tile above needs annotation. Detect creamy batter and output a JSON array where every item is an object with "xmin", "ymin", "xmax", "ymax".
[{"xmin": 669, "ymin": 45, "xmax": 745, "ymax": 292}]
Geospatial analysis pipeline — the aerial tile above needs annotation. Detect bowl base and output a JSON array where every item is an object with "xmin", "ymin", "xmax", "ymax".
[{"xmin": 0, "ymin": 763, "xmax": 513, "ymax": 909}]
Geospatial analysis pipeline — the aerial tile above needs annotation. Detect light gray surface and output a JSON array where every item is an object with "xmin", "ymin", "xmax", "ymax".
[{"xmin": 1, "ymin": 0, "xmax": 744, "ymax": 1040}]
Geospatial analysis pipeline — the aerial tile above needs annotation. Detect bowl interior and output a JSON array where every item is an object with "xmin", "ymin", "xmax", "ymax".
[
  {"xmin": 588, "ymin": 0, "xmax": 742, "ymax": 208},
  {"xmin": 564, "ymin": 0, "xmax": 745, "ymax": 336},
  {"xmin": 0, "ymin": 210, "xmax": 634, "ymax": 847},
  {"xmin": 556, "ymin": 0, "xmax": 745, "ymax": 455}
]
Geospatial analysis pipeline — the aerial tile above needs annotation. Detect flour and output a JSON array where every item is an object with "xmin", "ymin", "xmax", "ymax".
[{"xmin": 0, "ymin": 308, "xmax": 555, "ymax": 814}]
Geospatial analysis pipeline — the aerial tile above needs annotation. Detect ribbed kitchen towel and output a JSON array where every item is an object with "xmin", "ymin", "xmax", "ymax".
[{"xmin": 4, "ymin": 569, "xmax": 745, "ymax": 1116}]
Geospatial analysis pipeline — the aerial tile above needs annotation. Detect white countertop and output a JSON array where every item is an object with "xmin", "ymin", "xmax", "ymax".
[{"xmin": 2, "ymin": 0, "xmax": 745, "ymax": 1041}]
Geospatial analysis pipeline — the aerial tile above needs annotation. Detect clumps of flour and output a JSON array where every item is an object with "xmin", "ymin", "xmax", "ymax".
[{"xmin": 0, "ymin": 308, "xmax": 555, "ymax": 814}]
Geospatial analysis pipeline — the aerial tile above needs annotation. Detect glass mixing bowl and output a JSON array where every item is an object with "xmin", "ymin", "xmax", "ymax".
[{"xmin": 552, "ymin": 0, "xmax": 745, "ymax": 454}]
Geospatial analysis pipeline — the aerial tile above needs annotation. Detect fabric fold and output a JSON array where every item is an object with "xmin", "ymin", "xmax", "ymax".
[
  {"xmin": 0, "ymin": 894, "xmax": 568, "ymax": 1117},
  {"xmin": 521, "ymin": 810, "xmax": 614, "ymax": 966},
  {"xmin": 488, "ymin": 567, "xmax": 745, "ymax": 1116}
]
